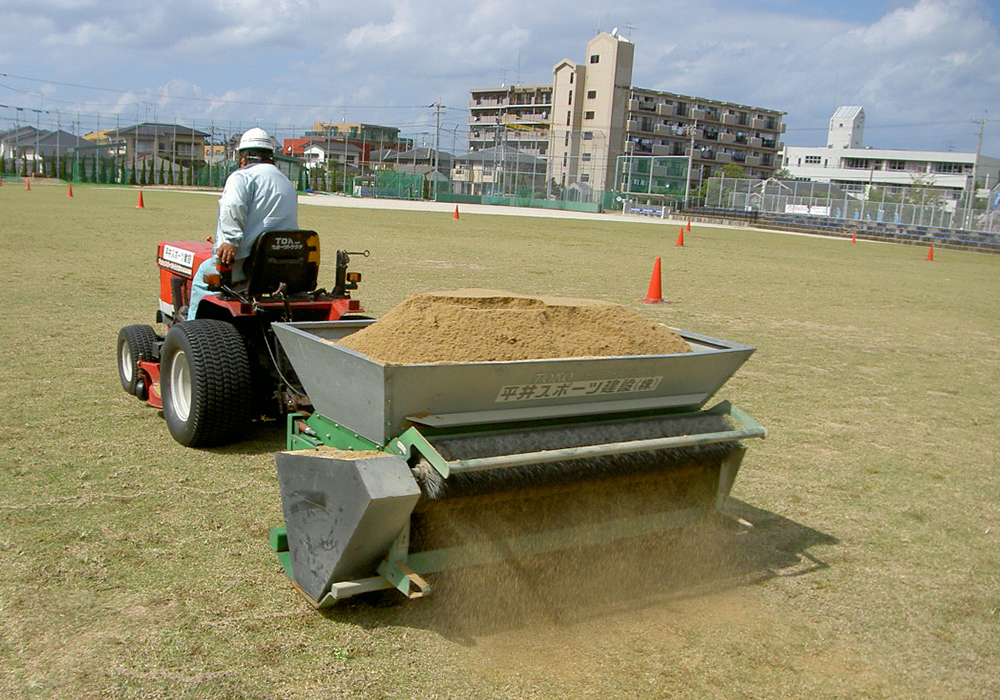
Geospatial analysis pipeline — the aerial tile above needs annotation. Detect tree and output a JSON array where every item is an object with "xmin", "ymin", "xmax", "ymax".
[{"xmin": 719, "ymin": 163, "xmax": 747, "ymax": 179}]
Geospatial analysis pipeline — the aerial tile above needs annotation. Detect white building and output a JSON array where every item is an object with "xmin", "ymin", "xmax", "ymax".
[
  {"xmin": 827, "ymin": 106, "xmax": 865, "ymax": 149},
  {"xmin": 784, "ymin": 107, "xmax": 1000, "ymax": 205},
  {"xmin": 300, "ymin": 139, "xmax": 361, "ymax": 169}
]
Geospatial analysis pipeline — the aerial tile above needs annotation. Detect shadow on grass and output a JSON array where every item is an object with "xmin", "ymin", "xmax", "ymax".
[
  {"xmin": 320, "ymin": 499, "xmax": 839, "ymax": 644},
  {"xmin": 191, "ymin": 418, "xmax": 288, "ymax": 456}
]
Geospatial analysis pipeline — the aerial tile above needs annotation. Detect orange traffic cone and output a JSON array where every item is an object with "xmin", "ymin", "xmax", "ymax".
[
  {"xmin": 67, "ymin": 183, "xmax": 73, "ymax": 197},
  {"xmin": 638, "ymin": 257, "xmax": 669, "ymax": 304},
  {"xmin": 686, "ymin": 219, "xmax": 691, "ymax": 233},
  {"xmin": 851, "ymin": 231, "xmax": 857, "ymax": 244},
  {"xmin": 453, "ymin": 205, "xmax": 460, "ymax": 220},
  {"xmin": 676, "ymin": 227, "xmax": 685, "ymax": 247},
  {"xmin": 24, "ymin": 177, "xmax": 30, "ymax": 191},
  {"xmin": 136, "ymin": 190, "xmax": 145, "ymax": 209},
  {"xmin": 927, "ymin": 244, "xmax": 934, "ymax": 261}
]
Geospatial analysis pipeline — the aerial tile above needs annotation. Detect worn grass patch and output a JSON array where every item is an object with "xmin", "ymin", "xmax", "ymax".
[{"xmin": 1, "ymin": 184, "xmax": 998, "ymax": 698}]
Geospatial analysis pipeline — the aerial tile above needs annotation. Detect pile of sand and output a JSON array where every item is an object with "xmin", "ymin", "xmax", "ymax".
[{"xmin": 337, "ymin": 289, "xmax": 691, "ymax": 364}]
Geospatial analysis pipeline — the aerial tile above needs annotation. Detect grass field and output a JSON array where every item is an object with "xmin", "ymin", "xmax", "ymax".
[{"xmin": 1, "ymin": 183, "xmax": 998, "ymax": 699}]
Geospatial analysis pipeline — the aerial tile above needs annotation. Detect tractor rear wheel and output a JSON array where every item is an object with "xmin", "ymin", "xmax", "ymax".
[
  {"xmin": 117, "ymin": 324, "xmax": 157, "ymax": 396},
  {"xmin": 161, "ymin": 320, "xmax": 252, "ymax": 447}
]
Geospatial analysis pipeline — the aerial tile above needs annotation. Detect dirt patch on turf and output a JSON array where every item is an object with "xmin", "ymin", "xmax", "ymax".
[{"xmin": 337, "ymin": 289, "xmax": 691, "ymax": 364}]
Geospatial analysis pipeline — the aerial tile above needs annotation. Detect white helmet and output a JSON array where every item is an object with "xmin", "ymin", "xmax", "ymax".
[{"xmin": 237, "ymin": 127, "xmax": 274, "ymax": 153}]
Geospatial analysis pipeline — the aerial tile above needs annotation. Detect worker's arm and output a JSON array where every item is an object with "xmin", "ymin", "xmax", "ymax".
[{"xmin": 214, "ymin": 172, "xmax": 250, "ymax": 262}]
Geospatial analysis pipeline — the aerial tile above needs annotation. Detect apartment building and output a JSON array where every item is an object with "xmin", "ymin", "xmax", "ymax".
[
  {"xmin": 623, "ymin": 87, "xmax": 785, "ymax": 185},
  {"xmin": 468, "ymin": 84, "xmax": 553, "ymax": 159},
  {"xmin": 310, "ymin": 122, "xmax": 405, "ymax": 148},
  {"xmin": 468, "ymin": 31, "xmax": 786, "ymax": 200}
]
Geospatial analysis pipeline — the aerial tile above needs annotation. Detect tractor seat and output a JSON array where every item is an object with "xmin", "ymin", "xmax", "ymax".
[{"xmin": 241, "ymin": 230, "xmax": 320, "ymax": 297}]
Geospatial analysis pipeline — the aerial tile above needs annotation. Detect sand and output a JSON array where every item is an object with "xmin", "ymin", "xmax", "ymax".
[{"xmin": 337, "ymin": 289, "xmax": 691, "ymax": 364}]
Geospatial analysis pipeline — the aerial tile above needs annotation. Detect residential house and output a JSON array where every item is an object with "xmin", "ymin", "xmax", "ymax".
[{"xmin": 451, "ymin": 144, "xmax": 545, "ymax": 196}]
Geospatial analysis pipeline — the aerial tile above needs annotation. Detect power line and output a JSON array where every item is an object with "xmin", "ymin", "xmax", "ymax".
[{"xmin": 0, "ymin": 72, "xmax": 454, "ymax": 112}]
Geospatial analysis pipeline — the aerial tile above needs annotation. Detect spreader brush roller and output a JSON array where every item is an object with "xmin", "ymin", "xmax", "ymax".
[
  {"xmin": 411, "ymin": 411, "xmax": 739, "ymax": 500},
  {"xmin": 268, "ymin": 319, "xmax": 766, "ymax": 607}
]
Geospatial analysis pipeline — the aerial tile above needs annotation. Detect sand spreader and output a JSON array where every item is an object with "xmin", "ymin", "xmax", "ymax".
[{"xmin": 268, "ymin": 319, "xmax": 766, "ymax": 606}]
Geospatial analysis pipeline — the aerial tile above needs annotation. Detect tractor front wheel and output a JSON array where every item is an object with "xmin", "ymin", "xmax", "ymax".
[
  {"xmin": 161, "ymin": 320, "xmax": 252, "ymax": 447},
  {"xmin": 117, "ymin": 324, "xmax": 157, "ymax": 396}
]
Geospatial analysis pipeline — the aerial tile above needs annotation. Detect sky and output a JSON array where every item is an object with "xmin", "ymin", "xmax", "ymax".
[{"xmin": 1, "ymin": 0, "xmax": 998, "ymax": 157}]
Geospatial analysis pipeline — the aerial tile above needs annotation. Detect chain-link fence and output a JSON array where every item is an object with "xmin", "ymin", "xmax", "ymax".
[
  {"xmin": 350, "ymin": 172, "xmax": 425, "ymax": 200},
  {"xmin": 696, "ymin": 177, "xmax": 996, "ymax": 233}
]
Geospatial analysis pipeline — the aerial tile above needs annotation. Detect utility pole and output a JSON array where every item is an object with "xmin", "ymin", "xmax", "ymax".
[
  {"xmin": 430, "ymin": 102, "xmax": 443, "ymax": 200},
  {"xmin": 683, "ymin": 119, "xmax": 698, "ymax": 209},
  {"xmin": 965, "ymin": 116, "xmax": 986, "ymax": 230}
]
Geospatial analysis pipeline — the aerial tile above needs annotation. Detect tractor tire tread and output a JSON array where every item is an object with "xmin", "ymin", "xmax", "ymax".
[
  {"xmin": 118, "ymin": 324, "xmax": 157, "ymax": 395},
  {"xmin": 162, "ymin": 320, "xmax": 253, "ymax": 447}
]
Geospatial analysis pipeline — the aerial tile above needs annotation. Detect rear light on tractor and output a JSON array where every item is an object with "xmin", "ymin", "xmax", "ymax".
[{"xmin": 347, "ymin": 272, "xmax": 361, "ymax": 284}]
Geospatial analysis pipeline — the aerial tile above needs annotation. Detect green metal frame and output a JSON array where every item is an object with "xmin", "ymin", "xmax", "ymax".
[
  {"xmin": 272, "ymin": 401, "xmax": 766, "ymax": 606},
  {"xmin": 285, "ymin": 412, "xmax": 384, "ymax": 452}
]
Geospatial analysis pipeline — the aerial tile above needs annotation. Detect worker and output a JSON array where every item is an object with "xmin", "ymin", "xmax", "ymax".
[{"xmin": 186, "ymin": 127, "xmax": 298, "ymax": 320}]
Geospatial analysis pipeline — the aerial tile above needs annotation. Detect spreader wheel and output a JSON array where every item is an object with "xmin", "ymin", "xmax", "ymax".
[
  {"xmin": 117, "ymin": 324, "xmax": 157, "ymax": 396},
  {"xmin": 161, "ymin": 320, "xmax": 252, "ymax": 447}
]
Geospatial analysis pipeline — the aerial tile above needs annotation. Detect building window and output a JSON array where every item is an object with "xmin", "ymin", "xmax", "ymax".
[
  {"xmin": 585, "ymin": 111, "xmax": 595, "ymax": 120},
  {"xmin": 934, "ymin": 162, "xmax": 965, "ymax": 173},
  {"xmin": 568, "ymin": 91, "xmax": 573, "ymax": 104},
  {"xmin": 844, "ymin": 158, "xmax": 871, "ymax": 170},
  {"xmin": 581, "ymin": 173, "xmax": 590, "ymax": 182},
  {"xmin": 583, "ymin": 132, "xmax": 594, "ymax": 140},
  {"xmin": 804, "ymin": 155, "xmax": 821, "ymax": 164},
  {"xmin": 582, "ymin": 153, "xmax": 592, "ymax": 161},
  {"xmin": 587, "ymin": 90, "xmax": 597, "ymax": 99},
  {"xmin": 887, "ymin": 160, "xmax": 906, "ymax": 171},
  {"xmin": 590, "ymin": 54, "xmax": 600, "ymax": 63}
]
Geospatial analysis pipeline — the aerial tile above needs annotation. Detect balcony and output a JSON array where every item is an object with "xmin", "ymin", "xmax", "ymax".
[
  {"xmin": 751, "ymin": 118, "xmax": 767, "ymax": 130},
  {"xmin": 691, "ymin": 108, "xmax": 706, "ymax": 121},
  {"xmin": 629, "ymin": 99, "xmax": 655, "ymax": 112},
  {"xmin": 749, "ymin": 137, "xmax": 763, "ymax": 149},
  {"xmin": 656, "ymin": 103, "xmax": 675, "ymax": 117},
  {"xmin": 716, "ymin": 152, "xmax": 732, "ymax": 164},
  {"xmin": 652, "ymin": 142, "xmax": 687, "ymax": 157},
  {"xmin": 719, "ymin": 132, "xmax": 736, "ymax": 144},
  {"xmin": 746, "ymin": 155, "xmax": 761, "ymax": 167},
  {"xmin": 654, "ymin": 123, "xmax": 674, "ymax": 136},
  {"xmin": 722, "ymin": 114, "xmax": 738, "ymax": 126}
]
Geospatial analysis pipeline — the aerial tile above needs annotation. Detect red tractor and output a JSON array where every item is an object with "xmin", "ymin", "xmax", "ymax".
[{"xmin": 117, "ymin": 230, "xmax": 368, "ymax": 447}]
